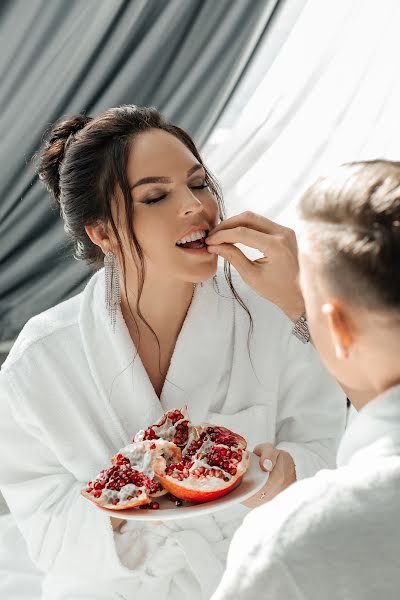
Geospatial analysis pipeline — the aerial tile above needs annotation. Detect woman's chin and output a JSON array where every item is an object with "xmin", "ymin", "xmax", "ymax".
[{"xmin": 185, "ymin": 255, "xmax": 218, "ymax": 284}]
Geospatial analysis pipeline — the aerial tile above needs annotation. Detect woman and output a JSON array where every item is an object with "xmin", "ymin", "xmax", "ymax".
[{"xmin": 0, "ymin": 105, "xmax": 345, "ymax": 600}]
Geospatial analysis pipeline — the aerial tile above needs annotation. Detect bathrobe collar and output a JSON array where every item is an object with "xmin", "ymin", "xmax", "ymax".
[
  {"xmin": 79, "ymin": 269, "xmax": 233, "ymax": 447},
  {"xmin": 337, "ymin": 384, "xmax": 400, "ymax": 467}
]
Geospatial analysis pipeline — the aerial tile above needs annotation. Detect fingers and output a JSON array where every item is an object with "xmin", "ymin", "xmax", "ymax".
[
  {"xmin": 209, "ymin": 211, "xmax": 283, "ymax": 237},
  {"xmin": 253, "ymin": 443, "xmax": 280, "ymax": 472},
  {"xmin": 207, "ymin": 242, "xmax": 254, "ymax": 275},
  {"xmin": 206, "ymin": 226, "xmax": 276, "ymax": 254}
]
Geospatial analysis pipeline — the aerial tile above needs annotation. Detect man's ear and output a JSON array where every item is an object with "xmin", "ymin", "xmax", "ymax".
[
  {"xmin": 322, "ymin": 302, "xmax": 353, "ymax": 359},
  {"xmin": 85, "ymin": 223, "xmax": 111, "ymax": 255}
]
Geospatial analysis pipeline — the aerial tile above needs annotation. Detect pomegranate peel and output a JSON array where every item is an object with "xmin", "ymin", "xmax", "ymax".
[{"xmin": 80, "ymin": 488, "xmax": 151, "ymax": 510}]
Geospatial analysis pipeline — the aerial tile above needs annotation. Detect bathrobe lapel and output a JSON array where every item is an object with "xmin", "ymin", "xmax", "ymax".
[{"xmin": 79, "ymin": 270, "xmax": 233, "ymax": 448}]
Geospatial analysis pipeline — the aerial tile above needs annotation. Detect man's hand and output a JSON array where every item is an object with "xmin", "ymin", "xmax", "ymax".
[
  {"xmin": 206, "ymin": 211, "xmax": 304, "ymax": 322},
  {"xmin": 242, "ymin": 443, "xmax": 297, "ymax": 509}
]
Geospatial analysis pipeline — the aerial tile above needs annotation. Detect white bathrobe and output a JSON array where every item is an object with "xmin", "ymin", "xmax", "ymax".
[
  {"xmin": 212, "ymin": 384, "xmax": 400, "ymax": 600},
  {"xmin": 0, "ymin": 268, "xmax": 345, "ymax": 600}
]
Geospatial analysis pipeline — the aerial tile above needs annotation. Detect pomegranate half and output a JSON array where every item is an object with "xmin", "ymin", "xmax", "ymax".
[
  {"xmin": 153, "ymin": 424, "xmax": 250, "ymax": 503},
  {"xmin": 81, "ymin": 439, "xmax": 181, "ymax": 510}
]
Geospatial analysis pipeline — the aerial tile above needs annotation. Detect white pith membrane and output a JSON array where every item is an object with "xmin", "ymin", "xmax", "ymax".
[{"xmin": 176, "ymin": 229, "xmax": 208, "ymax": 249}]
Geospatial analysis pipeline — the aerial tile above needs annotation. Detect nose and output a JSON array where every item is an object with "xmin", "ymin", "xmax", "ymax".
[{"xmin": 178, "ymin": 187, "xmax": 204, "ymax": 217}]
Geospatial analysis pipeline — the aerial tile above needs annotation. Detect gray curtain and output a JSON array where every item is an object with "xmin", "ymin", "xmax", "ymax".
[{"xmin": 0, "ymin": 0, "xmax": 288, "ymax": 343}]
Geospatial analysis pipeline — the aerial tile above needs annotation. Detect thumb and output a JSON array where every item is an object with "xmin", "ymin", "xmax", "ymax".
[
  {"xmin": 207, "ymin": 243, "xmax": 253, "ymax": 279},
  {"xmin": 254, "ymin": 444, "xmax": 280, "ymax": 472}
]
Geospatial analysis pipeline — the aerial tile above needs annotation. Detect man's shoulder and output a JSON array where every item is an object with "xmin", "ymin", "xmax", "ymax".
[
  {"xmin": 243, "ymin": 460, "xmax": 400, "ymax": 559},
  {"xmin": 242, "ymin": 469, "xmax": 339, "ymax": 546}
]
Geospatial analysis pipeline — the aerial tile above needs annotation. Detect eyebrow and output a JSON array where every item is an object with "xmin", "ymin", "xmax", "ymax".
[{"xmin": 129, "ymin": 163, "xmax": 204, "ymax": 190}]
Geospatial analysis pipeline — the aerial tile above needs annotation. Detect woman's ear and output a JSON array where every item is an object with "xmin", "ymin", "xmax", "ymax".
[
  {"xmin": 85, "ymin": 223, "xmax": 111, "ymax": 255},
  {"xmin": 322, "ymin": 302, "xmax": 353, "ymax": 359}
]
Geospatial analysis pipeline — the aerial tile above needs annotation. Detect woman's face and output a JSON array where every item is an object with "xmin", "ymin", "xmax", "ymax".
[{"xmin": 115, "ymin": 128, "xmax": 219, "ymax": 285}]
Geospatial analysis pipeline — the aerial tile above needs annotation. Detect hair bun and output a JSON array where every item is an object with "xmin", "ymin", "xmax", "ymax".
[{"xmin": 38, "ymin": 114, "xmax": 92, "ymax": 203}]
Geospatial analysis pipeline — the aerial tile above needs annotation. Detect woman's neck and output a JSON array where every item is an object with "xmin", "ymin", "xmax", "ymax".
[{"xmin": 120, "ymin": 276, "xmax": 195, "ymax": 340}]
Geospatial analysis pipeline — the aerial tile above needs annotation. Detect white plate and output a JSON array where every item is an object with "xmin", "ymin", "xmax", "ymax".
[{"xmin": 85, "ymin": 452, "xmax": 267, "ymax": 521}]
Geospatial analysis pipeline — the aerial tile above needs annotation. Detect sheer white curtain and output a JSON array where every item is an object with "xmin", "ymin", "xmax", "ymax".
[{"xmin": 204, "ymin": 0, "xmax": 400, "ymax": 230}]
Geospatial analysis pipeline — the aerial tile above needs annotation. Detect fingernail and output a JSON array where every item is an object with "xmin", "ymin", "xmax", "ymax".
[{"xmin": 263, "ymin": 459, "xmax": 273, "ymax": 471}]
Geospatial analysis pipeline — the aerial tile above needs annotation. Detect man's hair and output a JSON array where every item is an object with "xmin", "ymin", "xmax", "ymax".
[{"xmin": 299, "ymin": 160, "xmax": 400, "ymax": 311}]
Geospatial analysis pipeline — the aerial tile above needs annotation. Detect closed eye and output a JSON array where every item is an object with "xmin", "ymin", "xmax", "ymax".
[
  {"xmin": 143, "ymin": 194, "xmax": 168, "ymax": 205},
  {"xmin": 190, "ymin": 183, "xmax": 209, "ymax": 190}
]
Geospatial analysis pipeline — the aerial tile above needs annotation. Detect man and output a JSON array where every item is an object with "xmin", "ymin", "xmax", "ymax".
[{"xmin": 206, "ymin": 160, "xmax": 400, "ymax": 599}]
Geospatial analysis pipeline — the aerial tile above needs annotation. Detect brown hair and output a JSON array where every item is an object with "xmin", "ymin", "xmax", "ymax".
[
  {"xmin": 299, "ymin": 159, "xmax": 400, "ymax": 311},
  {"xmin": 37, "ymin": 105, "xmax": 252, "ymax": 349}
]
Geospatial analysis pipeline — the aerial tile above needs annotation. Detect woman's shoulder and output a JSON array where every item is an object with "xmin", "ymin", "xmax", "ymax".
[{"xmin": 2, "ymin": 292, "xmax": 83, "ymax": 373}]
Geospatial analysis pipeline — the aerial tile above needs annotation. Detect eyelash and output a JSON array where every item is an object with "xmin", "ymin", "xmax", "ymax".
[{"xmin": 143, "ymin": 183, "xmax": 209, "ymax": 205}]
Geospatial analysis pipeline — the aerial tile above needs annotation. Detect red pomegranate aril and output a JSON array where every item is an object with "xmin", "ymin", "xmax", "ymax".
[
  {"xmin": 143, "ymin": 427, "xmax": 158, "ymax": 441},
  {"xmin": 93, "ymin": 490, "xmax": 101, "ymax": 498},
  {"xmin": 169, "ymin": 410, "xmax": 184, "ymax": 423},
  {"xmin": 86, "ymin": 487, "xmax": 93, "ymax": 493},
  {"xmin": 112, "ymin": 498, "xmax": 119, "ymax": 505},
  {"xmin": 150, "ymin": 502, "xmax": 159, "ymax": 510}
]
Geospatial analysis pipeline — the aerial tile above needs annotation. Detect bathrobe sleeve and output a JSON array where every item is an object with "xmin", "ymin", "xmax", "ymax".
[
  {"xmin": 210, "ymin": 482, "xmax": 308, "ymax": 600},
  {"xmin": 0, "ymin": 370, "xmax": 124, "ymax": 579},
  {"xmin": 274, "ymin": 327, "xmax": 346, "ymax": 479}
]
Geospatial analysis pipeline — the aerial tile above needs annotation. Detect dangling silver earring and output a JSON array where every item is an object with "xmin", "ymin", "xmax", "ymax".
[{"xmin": 104, "ymin": 251, "xmax": 121, "ymax": 332}]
